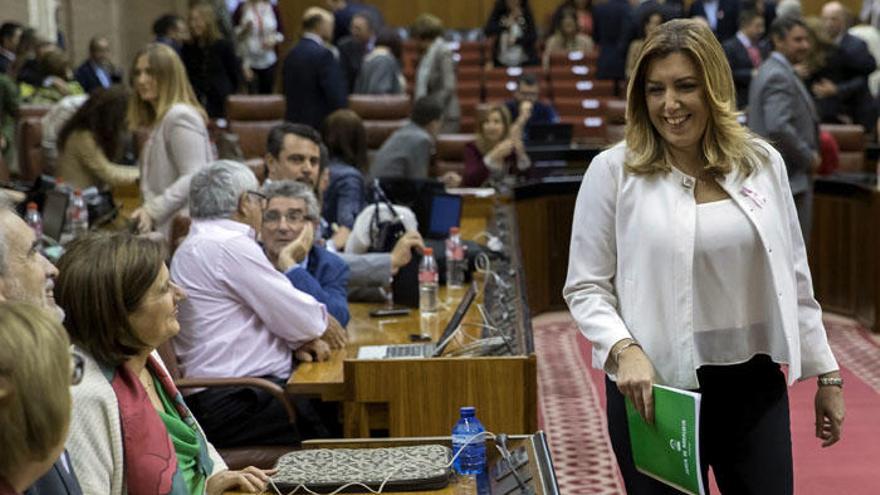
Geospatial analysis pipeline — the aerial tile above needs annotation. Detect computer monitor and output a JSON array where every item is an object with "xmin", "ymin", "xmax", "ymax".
[
  {"xmin": 41, "ymin": 190, "xmax": 69, "ymax": 243},
  {"xmin": 525, "ymin": 123, "xmax": 574, "ymax": 146},
  {"xmin": 426, "ymin": 193, "xmax": 462, "ymax": 240}
]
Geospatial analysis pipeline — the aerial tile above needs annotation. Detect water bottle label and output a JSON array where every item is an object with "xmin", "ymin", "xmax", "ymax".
[{"xmin": 419, "ymin": 270, "xmax": 437, "ymax": 284}]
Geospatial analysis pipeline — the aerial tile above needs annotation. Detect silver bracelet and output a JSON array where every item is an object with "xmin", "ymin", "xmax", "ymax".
[
  {"xmin": 817, "ymin": 376, "xmax": 843, "ymax": 388},
  {"xmin": 613, "ymin": 339, "xmax": 641, "ymax": 364}
]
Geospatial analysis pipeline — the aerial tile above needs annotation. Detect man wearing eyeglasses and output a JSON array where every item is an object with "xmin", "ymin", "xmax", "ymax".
[
  {"xmin": 261, "ymin": 180, "xmax": 351, "ymax": 327},
  {"xmin": 171, "ymin": 160, "xmax": 345, "ymax": 446},
  {"xmin": 264, "ymin": 122, "xmax": 426, "ymax": 302},
  {"xmin": 0, "ymin": 197, "xmax": 83, "ymax": 494}
]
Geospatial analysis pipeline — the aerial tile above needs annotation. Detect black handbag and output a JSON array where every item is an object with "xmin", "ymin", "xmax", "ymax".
[{"xmin": 369, "ymin": 179, "xmax": 407, "ymax": 253}]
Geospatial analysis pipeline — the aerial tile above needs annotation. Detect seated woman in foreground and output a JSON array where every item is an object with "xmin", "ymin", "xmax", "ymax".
[
  {"xmin": 57, "ymin": 232, "xmax": 271, "ymax": 495},
  {"xmin": 462, "ymin": 103, "xmax": 531, "ymax": 187},
  {"xmin": 0, "ymin": 303, "xmax": 73, "ymax": 495}
]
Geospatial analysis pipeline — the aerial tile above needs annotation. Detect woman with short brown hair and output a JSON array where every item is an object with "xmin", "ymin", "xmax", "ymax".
[{"xmin": 58, "ymin": 232, "xmax": 269, "ymax": 495}]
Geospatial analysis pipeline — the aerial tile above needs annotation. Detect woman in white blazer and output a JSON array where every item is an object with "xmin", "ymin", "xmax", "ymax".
[
  {"xmin": 563, "ymin": 20, "xmax": 844, "ymax": 494},
  {"xmin": 128, "ymin": 43, "xmax": 213, "ymax": 235}
]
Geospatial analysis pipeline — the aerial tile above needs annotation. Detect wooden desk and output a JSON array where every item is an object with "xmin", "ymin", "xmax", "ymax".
[
  {"xmin": 290, "ymin": 201, "xmax": 537, "ymax": 438},
  {"xmin": 227, "ymin": 433, "xmax": 559, "ymax": 495},
  {"xmin": 289, "ymin": 284, "xmax": 538, "ymax": 437},
  {"xmin": 810, "ymin": 176, "xmax": 880, "ymax": 331}
]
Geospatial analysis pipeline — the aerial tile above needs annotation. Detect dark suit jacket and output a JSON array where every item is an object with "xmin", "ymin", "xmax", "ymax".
[
  {"xmin": 748, "ymin": 54, "xmax": 820, "ymax": 195},
  {"xmin": 285, "ymin": 245, "xmax": 351, "ymax": 326},
  {"xmin": 593, "ymin": 0, "xmax": 633, "ymax": 80},
  {"xmin": 24, "ymin": 452, "xmax": 82, "ymax": 495},
  {"xmin": 337, "ymin": 36, "xmax": 367, "ymax": 93},
  {"xmin": 282, "ymin": 36, "xmax": 347, "ymax": 130},
  {"xmin": 0, "ymin": 53, "xmax": 12, "ymax": 75},
  {"xmin": 688, "ymin": 0, "xmax": 740, "ymax": 42},
  {"xmin": 722, "ymin": 35, "xmax": 760, "ymax": 109},
  {"xmin": 181, "ymin": 39, "xmax": 241, "ymax": 118},
  {"xmin": 810, "ymin": 33, "xmax": 877, "ymax": 131},
  {"xmin": 73, "ymin": 61, "xmax": 122, "ymax": 94}
]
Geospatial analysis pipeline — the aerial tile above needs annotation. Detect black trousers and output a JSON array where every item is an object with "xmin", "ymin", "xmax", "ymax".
[
  {"xmin": 606, "ymin": 355, "xmax": 793, "ymax": 495},
  {"xmin": 186, "ymin": 376, "xmax": 332, "ymax": 448},
  {"xmin": 248, "ymin": 64, "xmax": 276, "ymax": 94}
]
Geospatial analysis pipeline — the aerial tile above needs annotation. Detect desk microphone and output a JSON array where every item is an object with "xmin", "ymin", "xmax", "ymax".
[{"xmin": 496, "ymin": 433, "xmax": 530, "ymax": 494}]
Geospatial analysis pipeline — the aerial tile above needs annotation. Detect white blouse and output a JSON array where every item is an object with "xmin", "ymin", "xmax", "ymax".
[
  {"xmin": 693, "ymin": 198, "xmax": 788, "ymax": 367},
  {"xmin": 563, "ymin": 140, "xmax": 838, "ymax": 389}
]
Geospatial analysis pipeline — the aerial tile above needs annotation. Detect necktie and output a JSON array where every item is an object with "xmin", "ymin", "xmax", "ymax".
[{"xmin": 747, "ymin": 45, "xmax": 762, "ymax": 68}]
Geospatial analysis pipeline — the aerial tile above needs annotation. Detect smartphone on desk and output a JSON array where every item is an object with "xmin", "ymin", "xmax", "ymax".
[{"xmin": 369, "ymin": 307, "xmax": 411, "ymax": 318}]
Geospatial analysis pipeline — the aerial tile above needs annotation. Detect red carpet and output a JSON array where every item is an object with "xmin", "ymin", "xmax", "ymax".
[{"xmin": 534, "ymin": 313, "xmax": 880, "ymax": 494}]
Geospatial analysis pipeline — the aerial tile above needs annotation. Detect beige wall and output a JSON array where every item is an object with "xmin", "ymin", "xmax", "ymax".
[
  {"xmin": 60, "ymin": 0, "xmax": 189, "ymax": 72},
  {"xmin": 0, "ymin": 0, "xmax": 31, "ymax": 26}
]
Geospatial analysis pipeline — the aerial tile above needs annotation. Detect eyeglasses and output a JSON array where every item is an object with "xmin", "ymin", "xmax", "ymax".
[
  {"xmin": 246, "ymin": 190, "xmax": 268, "ymax": 208},
  {"xmin": 70, "ymin": 347, "xmax": 84, "ymax": 386},
  {"xmin": 262, "ymin": 209, "xmax": 316, "ymax": 225}
]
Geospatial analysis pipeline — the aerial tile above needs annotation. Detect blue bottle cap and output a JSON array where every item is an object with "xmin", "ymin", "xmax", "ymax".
[{"xmin": 460, "ymin": 406, "xmax": 476, "ymax": 416}]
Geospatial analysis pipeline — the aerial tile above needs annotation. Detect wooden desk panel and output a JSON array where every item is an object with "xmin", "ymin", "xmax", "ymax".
[{"xmin": 288, "ymin": 288, "xmax": 472, "ymax": 401}]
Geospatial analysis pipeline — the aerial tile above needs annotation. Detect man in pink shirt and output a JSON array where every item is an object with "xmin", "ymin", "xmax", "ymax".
[{"xmin": 170, "ymin": 160, "xmax": 344, "ymax": 447}]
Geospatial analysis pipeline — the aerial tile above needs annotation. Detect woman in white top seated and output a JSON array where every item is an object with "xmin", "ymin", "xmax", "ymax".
[
  {"xmin": 128, "ymin": 43, "xmax": 213, "ymax": 235},
  {"xmin": 563, "ymin": 19, "xmax": 844, "ymax": 494}
]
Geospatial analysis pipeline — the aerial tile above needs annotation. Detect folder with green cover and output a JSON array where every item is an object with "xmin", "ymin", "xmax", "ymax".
[{"xmin": 625, "ymin": 384, "xmax": 704, "ymax": 495}]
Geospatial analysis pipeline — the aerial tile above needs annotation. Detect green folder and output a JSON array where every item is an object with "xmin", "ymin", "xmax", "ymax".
[{"xmin": 625, "ymin": 384, "xmax": 704, "ymax": 495}]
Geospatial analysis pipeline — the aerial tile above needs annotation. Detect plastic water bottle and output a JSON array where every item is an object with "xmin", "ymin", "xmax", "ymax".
[
  {"xmin": 419, "ymin": 247, "xmax": 439, "ymax": 313},
  {"xmin": 445, "ymin": 227, "xmax": 466, "ymax": 289},
  {"xmin": 25, "ymin": 202, "xmax": 43, "ymax": 250},
  {"xmin": 69, "ymin": 189, "xmax": 89, "ymax": 239},
  {"xmin": 452, "ymin": 407, "xmax": 488, "ymax": 495}
]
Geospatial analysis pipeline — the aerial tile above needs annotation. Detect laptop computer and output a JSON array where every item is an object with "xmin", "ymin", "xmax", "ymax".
[
  {"xmin": 525, "ymin": 123, "xmax": 574, "ymax": 146},
  {"xmin": 357, "ymin": 282, "xmax": 477, "ymax": 359}
]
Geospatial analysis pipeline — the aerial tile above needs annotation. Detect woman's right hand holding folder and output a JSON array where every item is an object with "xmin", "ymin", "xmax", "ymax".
[{"xmin": 611, "ymin": 338, "xmax": 657, "ymax": 425}]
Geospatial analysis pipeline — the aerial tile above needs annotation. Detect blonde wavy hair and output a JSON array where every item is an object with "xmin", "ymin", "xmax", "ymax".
[
  {"xmin": 476, "ymin": 104, "xmax": 512, "ymax": 154},
  {"xmin": 0, "ymin": 302, "xmax": 71, "ymax": 480},
  {"xmin": 127, "ymin": 43, "xmax": 207, "ymax": 129},
  {"xmin": 624, "ymin": 19, "xmax": 766, "ymax": 177}
]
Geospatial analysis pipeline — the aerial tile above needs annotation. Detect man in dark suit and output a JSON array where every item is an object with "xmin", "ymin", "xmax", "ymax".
[
  {"xmin": 810, "ymin": 1, "xmax": 877, "ymax": 133},
  {"xmin": 688, "ymin": 0, "xmax": 740, "ymax": 42},
  {"xmin": 748, "ymin": 17, "xmax": 821, "ymax": 239},
  {"xmin": 0, "ymin": 22, "xmax": 22, "ymax": 75},
  {"xmin": 593, "ymin": 0, "xmax": 633, "ymax": 81},
  {"xmin": 723, "ymin": 9, "xmax": 766, "ymax": 109},
  {"xmin": 283, "ymin": 7, "xmax": 347, "ymax": 130},
  {"xmin": 73, "ymin": 36, "xmax": 122, "ymax": 94},
  {"xmin": 337, "ymin": 12, "xmax": 373, "ymax": 92}
]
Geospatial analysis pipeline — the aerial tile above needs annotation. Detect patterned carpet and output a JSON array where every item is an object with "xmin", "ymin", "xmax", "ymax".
[{"xmin": 533, "ymin": 312, "xmax": 880, "ymax": 495}]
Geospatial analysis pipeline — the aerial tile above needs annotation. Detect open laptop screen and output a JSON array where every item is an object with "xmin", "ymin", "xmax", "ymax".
[{"xmin": 432, "ymin": 282, "xmax": 477, "ymax": 357}]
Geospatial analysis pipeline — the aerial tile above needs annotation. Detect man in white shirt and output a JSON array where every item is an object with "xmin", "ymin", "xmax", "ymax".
[{"xmin": 171, "ymin": 160, "xmax": 343, "ymax": 447}]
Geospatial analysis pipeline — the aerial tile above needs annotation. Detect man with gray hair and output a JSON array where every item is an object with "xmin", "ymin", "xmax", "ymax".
[
  {"xmin": 0, "ymin": 196, "xmax": 60, "ymax": 312},
  {"xmin": 170, "ymin": 160, "xmax": 340, "ymax": 447},
  {"xmin": 0, "ymin": 197, "xmax": 84, "ymax": 495},
  {"xmin": 261, "ymin": 180, "xmax": 350, "ymax": 326}
]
